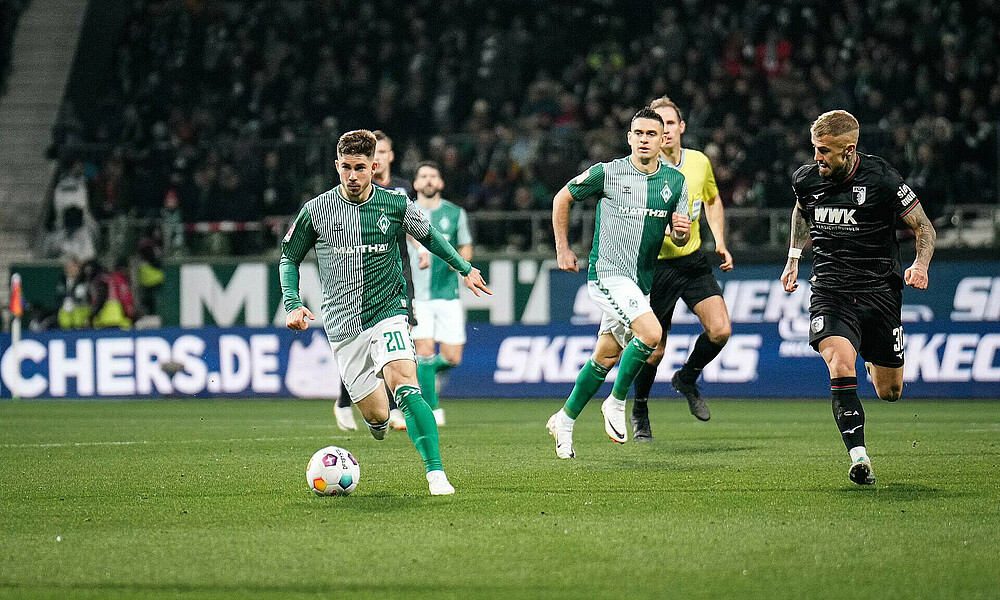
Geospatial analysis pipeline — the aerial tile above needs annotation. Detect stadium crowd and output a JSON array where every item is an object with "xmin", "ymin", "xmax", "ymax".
[{"xmin": 45, "ymin": 0, "xmax": 999, "ymax": 258}]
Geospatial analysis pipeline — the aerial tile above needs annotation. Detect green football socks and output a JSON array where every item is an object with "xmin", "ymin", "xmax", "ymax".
[
  {"xmin": 394, "ymin": 385, "xmax": 443, "ymax": 472},
  {"xmin": 416, "ymin": 354, "xmax": 457, "ymax": 410},
  {"xmin": 612, "ymin": 338, "xmax": 656, "ymax": 401},
  {"xmin": 563, "ymin": 359, "xmax": 611, "ymax": 419}
]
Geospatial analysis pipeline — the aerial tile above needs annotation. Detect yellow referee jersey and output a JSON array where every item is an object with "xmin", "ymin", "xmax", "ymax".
[{"xmin": 657, "ymin": 149, "xmax": 719, "ymax": 259}]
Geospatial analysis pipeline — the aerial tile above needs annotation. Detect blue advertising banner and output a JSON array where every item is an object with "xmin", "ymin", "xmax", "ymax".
[
  {"xmin": 0, "ymin": 327, "xmax": 342, "ymax": 400},
  {"xmin": 2, "ymin": 321, "xmax": 997, "ymax": 400}
]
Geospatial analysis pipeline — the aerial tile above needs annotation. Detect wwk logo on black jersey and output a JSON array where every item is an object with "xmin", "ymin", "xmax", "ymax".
[{"xmin": 814, "ymin": 206, "xmax": 857, "ymax": 225}]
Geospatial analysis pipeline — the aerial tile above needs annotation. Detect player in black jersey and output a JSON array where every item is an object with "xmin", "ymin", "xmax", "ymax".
[{"xmin": 781, "ymin": 110, "xmax": 936, "ymax": 486}]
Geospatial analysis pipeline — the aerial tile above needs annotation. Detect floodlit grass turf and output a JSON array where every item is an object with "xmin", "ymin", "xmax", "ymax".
[{"xmin": 0, "ymin": 398, "xmax": 998, "ymax": 599}]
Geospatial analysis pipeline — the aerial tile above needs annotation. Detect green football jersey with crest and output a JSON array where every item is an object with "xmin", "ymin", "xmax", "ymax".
[
  {"xmin": 279, "ymin": 185, "xmax": 471, "ymax": 342},
  {"xmin": 568, "ymin": 156, "xmax": 689, "ymax": 294},
  {"xmin": 409, "ymin": 199, "xmax": 471, "ymax": 301}
]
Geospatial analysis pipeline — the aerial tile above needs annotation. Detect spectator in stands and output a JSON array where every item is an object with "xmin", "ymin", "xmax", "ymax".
[
  {"xmin": 48, "ymin": 0, "xmax": 1000, "ymax": 254},
  {"xmin": 87, "ymin": 260, "xmax": 132, "ymax": 329},
  {"xmin": 56, "ymin": 258, "xmax": 90, "ymax": 330},
  {"xmin": 52, "ymin": 160, "xmax": 89, "ymax": 228},
  {"xmin": 137, "ymin": 226, "xmax": 165, "ymax": 318},
  {"xmin": 40, "ymin": 206, "xmax": 96, "ymax": 263}
]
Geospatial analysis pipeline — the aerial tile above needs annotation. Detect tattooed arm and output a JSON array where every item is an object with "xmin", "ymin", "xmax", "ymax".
[
  {"xmin": 781, "ymin": 203, "xmax": 811, "ymax": 293},
  {"xmin": 901, "ymin": 202, "xmax": 936, "ymax": 290}
]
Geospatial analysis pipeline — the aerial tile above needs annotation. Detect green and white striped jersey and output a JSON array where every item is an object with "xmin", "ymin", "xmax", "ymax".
[
  {"xmin": 280, "ymin": 185, "xmax": 431, "ymax": 342},
  {"xmin": 568, "ymin": 156, "xmax": 688, "ymax": 294},
  {"xmin": 409, "ymin": 199, "xmax": 471, "ymax": 301}
]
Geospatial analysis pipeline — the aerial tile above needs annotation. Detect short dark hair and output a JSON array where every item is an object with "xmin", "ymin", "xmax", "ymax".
[
  {"xmin": 337, "ymin": 130, "xmax": 377, "ymax": 158},
  {"xmin": 373, "ymin": 130, "xmax": 391, "ymax": 147},
  {"xmin": 650, "ymin": 96, "xmax": 683, "ymax": 122},
  {"xmin": 414, "ymin": 160, "xmax": 441, "ymax": 176},
  {"xmin": 631, "ymin": 107, "xmax": 664, "ymax": 127}
]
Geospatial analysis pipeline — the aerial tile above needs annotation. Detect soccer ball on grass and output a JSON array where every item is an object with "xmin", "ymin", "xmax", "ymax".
[{"xmin": 306, "ymin": 446, "xmax": 360, "ymax": 496}]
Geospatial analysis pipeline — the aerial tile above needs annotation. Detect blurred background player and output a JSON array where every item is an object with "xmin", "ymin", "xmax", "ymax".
[
  {"xmin": 781, "ymin": 110, "xmax": 936, "ymax": 485},
  {"xmin": 407, "ymin": 161, "xmax": 472, "ymax": 426},
  {"xmin": 547, "ymin": 107, "xmax": 689, "ymax": 458},
  {"xmin": 629, "ymin": 97, "xmax": 734, "ymax": 439},
  {"xmin": 334, "ymin": 130, "xmax": 413, "ymax": 432},
  {"xmin": 281, "ymin": 129, "xmax": 490, "ymax": 495}
]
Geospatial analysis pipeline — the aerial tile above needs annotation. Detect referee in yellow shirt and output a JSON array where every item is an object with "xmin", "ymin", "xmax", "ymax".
[{"xmin": 630, "ymin": 97, "xmax": 734, "ymax": 439}]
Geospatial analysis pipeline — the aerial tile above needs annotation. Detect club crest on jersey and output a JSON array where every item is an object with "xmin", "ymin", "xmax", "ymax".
[
  {"xmin": 622, "ymin": 186, "xmax": 631, "ymax": 195},
  {"xmin": 811, "ymin": 316, "xmax": 824, "ymax": 334},
  {"xmin": 853, "ymin": 186, "xmax": 867, "ymax": 205},
  {"xmin": 377, "ymin": 213, "xmax": 391, "ymax": 235},
  {"xmin": 332, "ymin": 222, "xmax": 344, "ymax": 232},
  {"xmin": 661, "ymin": 185, "xmax": 672, "ymax": 203},
  {"xmin": 440, "ymin": 217, "xmax": 450, "ymax": 230}
]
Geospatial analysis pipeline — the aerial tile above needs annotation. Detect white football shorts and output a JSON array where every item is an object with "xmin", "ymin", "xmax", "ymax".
[
  {"xmin": 587, "ymin": 276, "xmax": 652, "ymax": 348},
  {"xmin": 411, "ymin": 298, "xmax": 466, "ymax": 345},
  {"xmin": 329, "ymin": 314, "xmax": 415, "ymax": 403}
]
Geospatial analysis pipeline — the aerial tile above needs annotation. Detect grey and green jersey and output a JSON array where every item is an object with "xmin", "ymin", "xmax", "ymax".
[
  {"xmin": 568, "ymin": 156, "xmax": 688, "ymax": 294},
  {"xmin": 409, "ymin": 199, "xmax": 472, "ymax": 301},
  {"xmin": 279, "ymin": 185, "xmax": 473, "ymax": 342}
]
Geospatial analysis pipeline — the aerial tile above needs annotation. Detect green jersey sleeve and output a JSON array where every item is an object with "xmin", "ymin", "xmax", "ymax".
[
  {"xmin": 566, "ymin": 163, "xmax": 605, "ymax": 201},
  {"xmin": 456, "ymin": 207, "xmax": 472, "ymax": 246},
  {"xmin": 279, "ymin": 206, "xmax": 318, "ymax": 312}
]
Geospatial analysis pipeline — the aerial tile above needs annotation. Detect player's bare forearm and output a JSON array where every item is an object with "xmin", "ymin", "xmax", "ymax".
[
  {"xmin": 705, "ymin": 195, "xmax": 733, "ymax": 270},
  {"xmin": 781, "ymin": 205, "xmax": 810, "ymax": 292},
  {"xmin": 789, "ymin": 204, "xmax": 810, "ymax": 251},
  {"xmin": 552, "ymin": 186, "xmax": 573, "ymax": 252},
  {"xmin": 902, "ymin": 203, "xmax": 936, "ymax": 269},
  {"xmin": 902, "ymin": 202, "xmax": 935, "ymax": 290},
  {"xmin": 459, "ymin": 244, "xmax": 472, "ymax": 262},
  {"xmin": 552, "ymin": 186, "xmax": 579, "ymax": 272}
]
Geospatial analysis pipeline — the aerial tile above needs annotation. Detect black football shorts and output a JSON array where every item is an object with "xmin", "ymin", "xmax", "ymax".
[
  {"xmin": 649, "ymin": 252, "xmax": 725, "ymax": 331},
  {"xmin": 808, "ymin": 287, "xmax": 904, "ymax": 368}
]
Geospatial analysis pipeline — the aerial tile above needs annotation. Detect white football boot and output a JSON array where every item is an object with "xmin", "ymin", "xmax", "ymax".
[
  {"xmin": 388, "ymin": 408, "xmax": 407, "ymax": 430},
  {"xmin": 601, "ymin": 395, "xmax": 627, "ymax": 444},
  {"xmin": 427, "ymin": 470, "xmax": 455, "ymax": 495},
  {"xmin": 334, "ymin": 405, "xmax": 358, "ymax": 431},
  {"xmin": 546, "ymin": 410, "xmax": 576, "ymax": 459}
]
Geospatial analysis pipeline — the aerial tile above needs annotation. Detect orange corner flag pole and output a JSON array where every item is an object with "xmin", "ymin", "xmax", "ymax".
[{"xmin": 10, "ymin": 273, "xmax": 22, "ymax": 400}]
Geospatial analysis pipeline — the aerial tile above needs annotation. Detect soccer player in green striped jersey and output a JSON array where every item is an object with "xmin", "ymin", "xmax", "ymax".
[
  {"xmin": 280, "ymin": 130, "xmax": 491, "ymax": 495},
  {"xmin": 407, "ymin": 161, "xmax": 473, "ymax": 427},
  {"xmin": 547, "ymin": 107, "xmax": 691, "ymax": 459}
]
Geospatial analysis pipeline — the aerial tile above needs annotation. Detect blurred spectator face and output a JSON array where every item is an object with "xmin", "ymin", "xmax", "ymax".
[
  {"xmin": 414, "ymin": 164, "xmax": 444, "ymax": 199},
  {"xmin": 265, "ymin": 151, "xmax": 279, "ymax": 170},
  {"xmin": 652, "ymin": 105, "xmax": 685, "ymax": 152},
  {"xmin": 64, "ymin": 259, "xmax": 80, "ymax": 279},
  {"xmin": 514, "ymin": 186, "xmax": 534, "ymax": 210},
  {"xmin": 627, "ymin": 117, "xmax": 665, "ymax": 161},
  {"xmin": 374, "ymin": 139, "xmax": 394, "ymax": 178}
]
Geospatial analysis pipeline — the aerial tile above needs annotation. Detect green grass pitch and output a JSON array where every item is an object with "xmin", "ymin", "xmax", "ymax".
[{"xmin": 1, "ymin": 398, "xmax": 998, "ymax": 599}]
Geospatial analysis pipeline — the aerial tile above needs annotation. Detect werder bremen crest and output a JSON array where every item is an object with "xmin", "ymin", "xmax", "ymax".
[
  {"xmin": 661, "ymin": 184, "xmax": 672, "ymax": 203},
  {"xmin": 377, "ymin": 213, "xmax": 391, "ymax": 235}
]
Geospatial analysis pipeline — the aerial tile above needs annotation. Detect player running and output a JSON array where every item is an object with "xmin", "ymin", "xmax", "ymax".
[
  {"xmin": 781, "ymin": 110, "xmax": 936, "ymax": 485},
  {"xmin": 280, "ymin": 130, "xmax": 490, "ymax": 495},
  {"xmin": 334, "ymin": 130, "xmax": 412, "ymax": 432},
  {"xmin": 629, "ymin": 97, "xmax": 734, "ymax": 439},
  {"xmin": 547, "ymin": 107, "xmax": 690, "ymax": 458},
  {"xmin": 407, "ymin": 161, "xmax": 473, "ymax": 427}
]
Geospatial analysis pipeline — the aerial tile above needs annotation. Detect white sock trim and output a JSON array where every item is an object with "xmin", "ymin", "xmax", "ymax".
[{"xmin": 849, "ymin": 446, "xmax": 868, "ymax": 462}]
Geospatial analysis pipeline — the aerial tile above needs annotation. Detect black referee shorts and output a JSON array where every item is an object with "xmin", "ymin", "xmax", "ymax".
[
  {"xmin": 648, "ymin": 252, "xmax": 724, "ymax": 331},
  {"xmin": 808, "ymin": 287, "xmax": 905, "ymax": 368}
]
